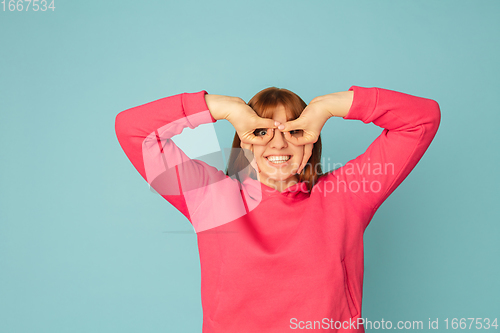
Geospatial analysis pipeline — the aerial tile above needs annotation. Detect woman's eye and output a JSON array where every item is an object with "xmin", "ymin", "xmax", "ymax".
[
  {"xmin": 289, "ymin": 129, "xmax": 303, "ymax": 136},
  {"xmin": 254, "ymin": 129, "xmax": 267, "ymax": 136}
]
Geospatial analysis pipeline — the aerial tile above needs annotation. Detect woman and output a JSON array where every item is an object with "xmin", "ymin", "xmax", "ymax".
[{"xmin": 114, "ymin": 85, "xmax": 441, "ymax": 332}]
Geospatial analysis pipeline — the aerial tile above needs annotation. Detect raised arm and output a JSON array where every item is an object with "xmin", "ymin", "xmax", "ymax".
[
  {"xmin": 115, "ymin": 91, "xmax": 220, "ymax": 220},
  {"xmin": 324, "ymin": 86, "xmax": 441, "ymax": 217},
  {"xmin": 114, "ymin": 91, "xmax": 277, "ymax": 232},
  {"xmin": 280, "ymin": 85, "xmax": 441, "ymax": 222}
]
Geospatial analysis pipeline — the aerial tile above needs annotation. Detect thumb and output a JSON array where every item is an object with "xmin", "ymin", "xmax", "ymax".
[{"xmin": 278, "ymin": 117, "xmax": 308, "ymax": 145}]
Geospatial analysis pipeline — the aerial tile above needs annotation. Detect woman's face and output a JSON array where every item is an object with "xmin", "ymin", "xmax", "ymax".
[{"xmin": 252, "ymin": 105, "xmax": 304, "ymax": 183}]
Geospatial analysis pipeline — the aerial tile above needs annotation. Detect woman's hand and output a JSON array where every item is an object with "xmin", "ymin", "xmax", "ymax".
[
  {"xmin": 205, "ymin": 94, "xmax": 279, "ymax": 145},
  {"xmin": 277, "ymin": 91, "xmax": 354, "ymax": 174}
]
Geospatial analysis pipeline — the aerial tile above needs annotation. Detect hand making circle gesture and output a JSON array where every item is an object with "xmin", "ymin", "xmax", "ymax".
[
  {"xmin": 205, "ymin": 94, "xmax": 279, "ymax": 145},
  {"xmin": 275, "ymin": 92, "xmax": 352, "ymax": 174}
]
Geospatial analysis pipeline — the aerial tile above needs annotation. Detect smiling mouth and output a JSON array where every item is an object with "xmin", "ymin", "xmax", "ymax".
[{"xmin": 265, "ymin": 155, "xmax": 291, "ymax": 164}]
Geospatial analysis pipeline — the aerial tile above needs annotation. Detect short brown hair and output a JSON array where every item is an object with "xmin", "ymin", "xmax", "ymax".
[{"xmin": 225, "ymin": 87, "xmax": 322, "ymax": 192}]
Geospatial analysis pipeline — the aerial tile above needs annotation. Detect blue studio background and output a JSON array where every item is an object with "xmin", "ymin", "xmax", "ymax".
[{"xmin": 1, "ymin": 0, "xmax": 499, "ymax": 332}]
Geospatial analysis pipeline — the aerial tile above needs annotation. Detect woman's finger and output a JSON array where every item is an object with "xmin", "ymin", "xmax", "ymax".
[
  {"xmin": 254, "ymin": 117, "xmax": 280, "ymax": 130},
  {"xmin": 283, "ymin": 131, "xmax": 317, "ymax": 146},
  {"xmin": 247, "ymin": 118, "xmax": 279, "ymax": 145},
  {"xmin": 241, "ymin": 128, "xmax": 274, "ymax": 145},
  {"xmin": 280, "ymin": 117, "xmax": 318, "ymax": 145},
  {"xmin": 278, "ymin": 117, "xmax": 305, "ymax": 133},
  {"xmin": 298, "ymin": 143, "xmax": 314, "ymax": 174}
]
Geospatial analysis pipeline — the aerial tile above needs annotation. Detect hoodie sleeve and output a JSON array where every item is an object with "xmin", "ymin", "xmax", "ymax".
[
  {"xmin": 114, "ymin": 91, "xmax": 248, "ymax": 232},
  {"xmin": 321, "ymin": 85, "xmax": 441, "ymax": 222}
]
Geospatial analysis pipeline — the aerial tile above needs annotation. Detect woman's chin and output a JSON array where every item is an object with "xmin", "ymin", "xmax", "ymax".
[{"xmin": 259, "ymin": 170, "xmax": 296, "ymax": 182}]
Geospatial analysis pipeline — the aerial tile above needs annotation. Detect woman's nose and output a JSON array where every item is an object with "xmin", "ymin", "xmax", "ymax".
[{"xmin": 269, "ymin": 129, "xmax": 288, "ymax": 149}]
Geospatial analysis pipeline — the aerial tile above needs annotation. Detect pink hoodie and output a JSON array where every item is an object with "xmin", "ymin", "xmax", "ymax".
[{"xmin": 115, "ymin": 86, "xmax": 441, "ymax": 332}]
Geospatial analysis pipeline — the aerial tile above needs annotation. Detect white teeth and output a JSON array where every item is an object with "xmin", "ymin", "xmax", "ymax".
[{"xmin": 266, "ymin": 155, "xmax": 290, "ymax": 164}]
